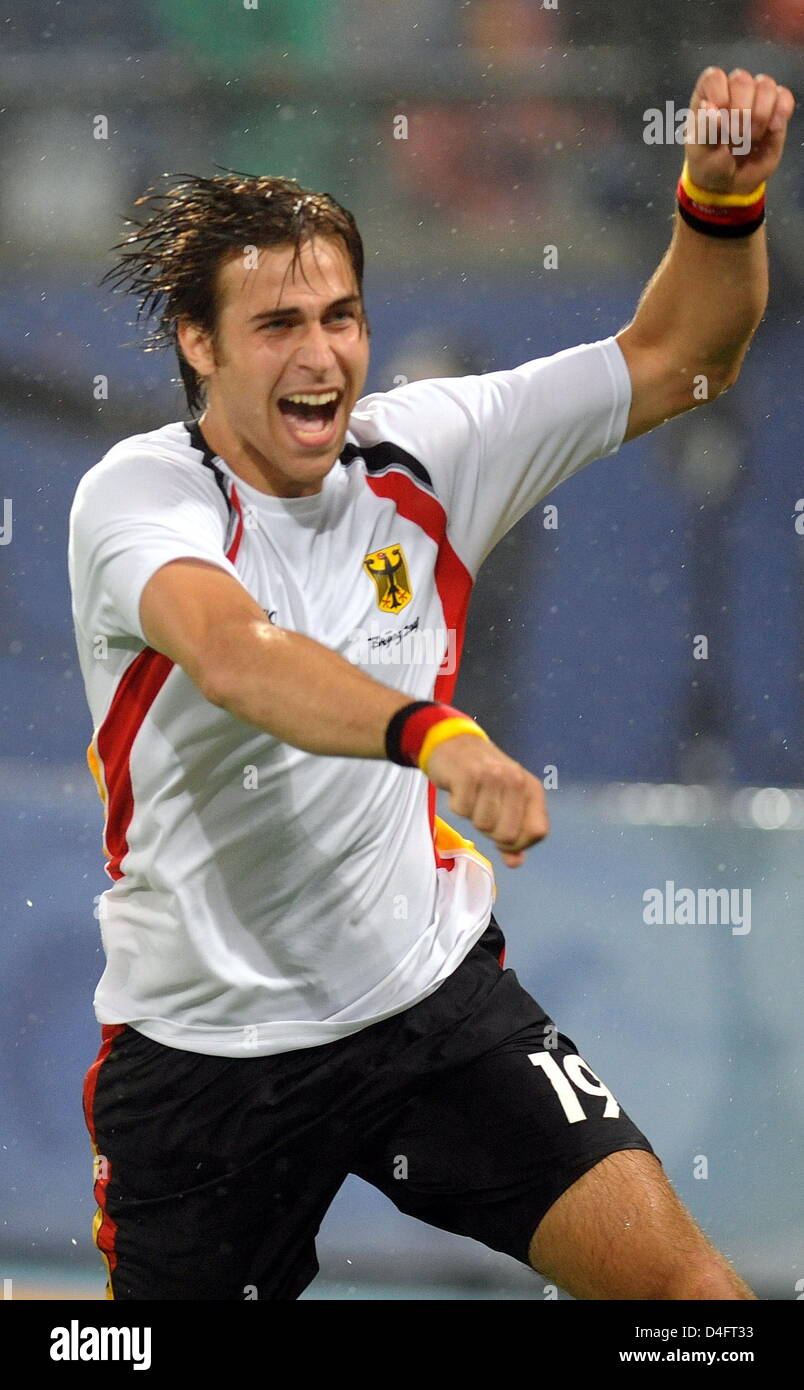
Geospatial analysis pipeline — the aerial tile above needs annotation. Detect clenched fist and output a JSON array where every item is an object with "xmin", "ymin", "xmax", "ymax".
[
  {"xmin": 426, "ymin": 733, "xmax": 549, "ymax": 868},
  {"xmin": 686, "ymin": 66, "xmax": 796, "ymax": 194}
]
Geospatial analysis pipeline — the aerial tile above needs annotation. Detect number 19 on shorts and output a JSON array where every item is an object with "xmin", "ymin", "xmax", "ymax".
[{"xmin": 529, "ymin": 1052, "xmax": 621, "ymax": 1123}]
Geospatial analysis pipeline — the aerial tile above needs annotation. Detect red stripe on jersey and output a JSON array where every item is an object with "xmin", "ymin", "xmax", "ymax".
[
  {"xmin": 227, "ymin": 482, "xmax": 245, "ymax": 562},
  {"xmin": 363, "ymin": 472, "xmax": 473, "ymax": 690},
  {"xmin": 83, "ymin": 1023, "xmax": 125, "ymax": 1280},
  {"xmin": 364, "ymin": 471, "xmax": 474, "ymax": 870},
  {"xmin": 94, "ymin": 480, "xmax": 242, "ymax": 882},
  {"xmin": 96, "ymin": 649, "xmax": 175, "ymax": 881}
]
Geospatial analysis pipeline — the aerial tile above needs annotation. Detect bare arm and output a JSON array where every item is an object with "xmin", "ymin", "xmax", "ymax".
[
  {"xmin": 617, "ymin": 214, "xmax": 767, "ymax": 440},
  {"xmin": 616, "ymin": 66, "xmax": 795, "ymax": 441},
  {"xmin": 140, "ymin": 558, "xmax": 412, "ymax": 758},
  {"xmin": 139, "ymin": 557, "xmax": 550, "ymax": 865}
]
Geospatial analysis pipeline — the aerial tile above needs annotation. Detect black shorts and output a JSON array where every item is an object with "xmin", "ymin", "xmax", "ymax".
[{"xmin": 84, "ymin": 916, "xmax": 658, "ymax": 1300}]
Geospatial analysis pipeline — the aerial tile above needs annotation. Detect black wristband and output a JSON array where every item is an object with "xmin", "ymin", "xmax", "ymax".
[
  {"xmin": 384, "ymin": 700, "xmax": 438, "ymax": 766},
  {"xmin": 677, "ymin": 202, "xmax": 766, "ymax": 239}
]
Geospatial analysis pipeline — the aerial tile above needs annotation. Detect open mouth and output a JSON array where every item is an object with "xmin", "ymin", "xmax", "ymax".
[{"xmin": 277, "ymin": 389, "xmax": 342, "ymax": 443}]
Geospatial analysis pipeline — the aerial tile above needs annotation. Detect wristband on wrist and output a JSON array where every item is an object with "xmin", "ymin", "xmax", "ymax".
[
  {"xmin": 676, "ymin": 158, "xmax": 766, "ymax": 238},
  {"xmin": 385, "ymin": 700, "xmax": 489, "ymax": 775}
]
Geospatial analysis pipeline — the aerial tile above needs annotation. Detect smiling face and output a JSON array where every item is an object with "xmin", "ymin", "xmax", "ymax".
[{"xmin": 178, "ymin": 235, "xmax": 370, "ymax": 497}]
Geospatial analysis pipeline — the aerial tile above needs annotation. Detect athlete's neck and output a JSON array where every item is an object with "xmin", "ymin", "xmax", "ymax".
[{"xmin": 196, "ymin": 411, "xmax": 335, "ymax": 500}]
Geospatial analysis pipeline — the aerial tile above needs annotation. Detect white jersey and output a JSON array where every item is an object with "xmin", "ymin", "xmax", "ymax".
[{"xmin": 68, "ymin": 335, "xmax": 631, "ymax": 1057}]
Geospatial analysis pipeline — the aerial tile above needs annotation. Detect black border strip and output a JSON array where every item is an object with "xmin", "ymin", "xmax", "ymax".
[
  {"xmin": 340, "ymin": 439, "xmax": 435, "ymax": 493},
  {"xmin": 184, "ymin": 419, "xmax": 238, "ymax": 548}
]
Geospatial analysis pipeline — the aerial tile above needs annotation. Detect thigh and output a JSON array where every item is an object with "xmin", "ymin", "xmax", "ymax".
[
  {"xmin": 528, "ymin": 1147, "xmax": 756, "ymax": 1300},
  {"xmin": 352, "ymin": 981, "xmax": 656, "ymax": 1270},
  {"xmin": 85, "ymin": 1024, "xmax": 347, "ymax": 1300}
]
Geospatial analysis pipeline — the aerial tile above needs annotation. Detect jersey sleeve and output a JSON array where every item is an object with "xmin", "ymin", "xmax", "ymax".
[
  {"xmin": 68, "ymin": 446, "xmax": 243, "ymax": 644},
  {"xmin": 350, "ymin": 335, "xmax": 632, "ymax": 574}
]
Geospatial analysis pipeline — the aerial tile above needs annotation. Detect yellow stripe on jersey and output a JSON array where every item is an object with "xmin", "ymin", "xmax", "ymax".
[
  {"xmin": 434, "ymin": 814, "xmax": 496, "ymax": 896},
  {"xmin": 86, "ymin": 737, "xmax": 107, "ymax": 806},
  {"xmin": 87, "ymin": 736, "xmax": 112, "ymax": 860}
]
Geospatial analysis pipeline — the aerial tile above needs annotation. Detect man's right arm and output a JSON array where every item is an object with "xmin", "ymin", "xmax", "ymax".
[
  {"xmin": 139, "ymin": 558, "xmax": 549, "ymax": 865},
  {"xmin": 140, "ymin": 556, "xmax": 411, "ymax": 758}
]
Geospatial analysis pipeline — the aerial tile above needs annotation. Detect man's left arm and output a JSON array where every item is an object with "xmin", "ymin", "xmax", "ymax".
[{"xmin": 616, "ymin": 66, "xmax": 796, "ymax": 443}]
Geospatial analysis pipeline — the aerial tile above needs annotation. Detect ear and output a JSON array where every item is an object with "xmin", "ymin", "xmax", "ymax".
[{"xmin": 177, "ymin": 317, "xmax": 217, "ymax": 378}]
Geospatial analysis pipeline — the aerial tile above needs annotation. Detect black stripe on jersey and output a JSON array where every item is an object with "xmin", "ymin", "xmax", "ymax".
[
  {"xmin": 340, "ymin": 440, "xmax": 435, "ymax": 495},
  {"xmin": 185, "ymin": 419, "xmax": 239, "ymax": 552}
]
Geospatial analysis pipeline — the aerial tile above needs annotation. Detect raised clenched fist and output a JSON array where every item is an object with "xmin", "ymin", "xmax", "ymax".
[{"xmin": 685, "ymin": 66, "xmax": 795, "ymax": 194}]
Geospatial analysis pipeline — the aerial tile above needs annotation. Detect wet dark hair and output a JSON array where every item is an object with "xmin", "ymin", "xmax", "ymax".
[{"xmin": 101, "ymin": 171, "xmax": 366, "ymax": 413}]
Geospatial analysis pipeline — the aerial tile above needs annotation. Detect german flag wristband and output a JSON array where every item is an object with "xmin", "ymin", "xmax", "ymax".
[
  {"xmin": 677, "ymin": 158, "xmax": 766, "ymax": 239},
  {"xmin": 385, "ymin": 701, "xmax": 489, "ymax": 775}
]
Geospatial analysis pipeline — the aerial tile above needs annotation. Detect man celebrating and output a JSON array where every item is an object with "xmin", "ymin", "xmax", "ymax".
[{"xmin": 70, "ymin": 68, "xmax": 793, "ymax": 1300}]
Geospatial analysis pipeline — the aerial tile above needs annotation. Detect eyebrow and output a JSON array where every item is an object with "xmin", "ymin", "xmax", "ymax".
[{"xmin": 248, "ymin": 294, "xmax": 361, "ymax": 325}]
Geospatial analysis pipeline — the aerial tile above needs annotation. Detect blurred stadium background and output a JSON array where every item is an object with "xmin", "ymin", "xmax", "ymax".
[{"xmin": 1, "ymin": 0, "xmax": 802, "ymax": 1300}]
